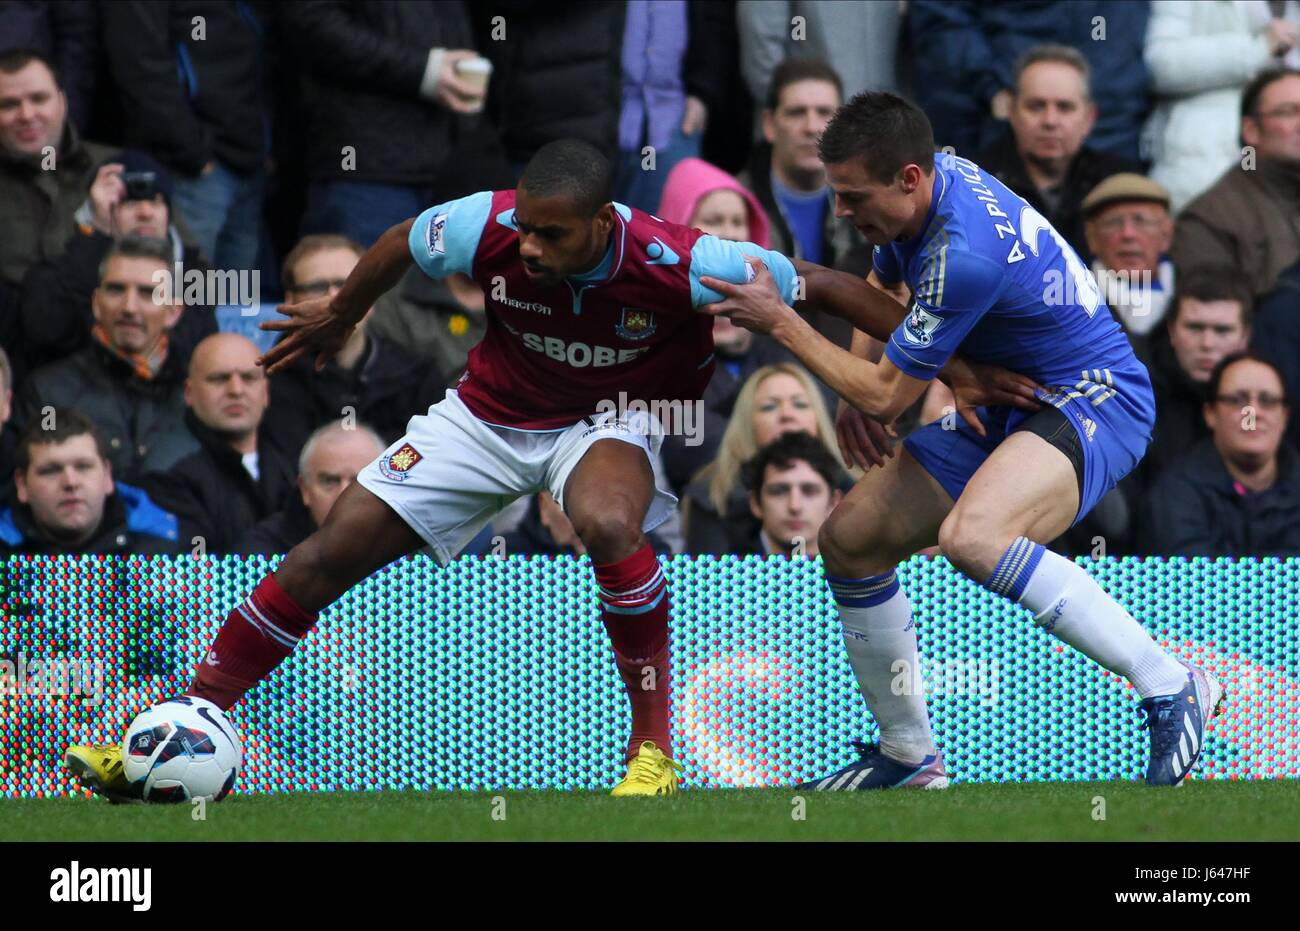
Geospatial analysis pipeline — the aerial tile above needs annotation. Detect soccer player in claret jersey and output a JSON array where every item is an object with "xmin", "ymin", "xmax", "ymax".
[
  {"xmin": 63, "ymin": 139, "xmax": 811, "ymax": 798},
  {"xmin": 64, "ymin": 139, "xmax": 1032, "ymax": 800},
  {"xmin": 701, "ymin": 93, "xmax": 1224, "ymax": 790}
]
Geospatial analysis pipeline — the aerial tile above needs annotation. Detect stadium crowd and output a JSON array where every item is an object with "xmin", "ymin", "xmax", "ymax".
[{"xmin": 3, "ymin": 0, "xmax": 1300, "ymax": 560}]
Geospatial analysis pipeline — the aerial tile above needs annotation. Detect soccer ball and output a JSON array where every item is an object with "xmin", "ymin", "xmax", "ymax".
[{"xmin": 121, "ymin": 697, "xmax": 243, "ymax": 803}]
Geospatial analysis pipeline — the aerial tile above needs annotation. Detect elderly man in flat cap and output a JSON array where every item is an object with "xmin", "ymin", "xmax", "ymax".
[{"xmin": 1082, "ymin": 172, "xmax": 1176, "ymax": 357}]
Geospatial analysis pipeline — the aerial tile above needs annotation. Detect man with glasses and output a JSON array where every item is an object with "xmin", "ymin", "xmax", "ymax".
[
  {"xmin": 1175, "ymin": 67, "xmax": 1300, "ymax": 303},
  {"xmin": 1081, "ymin": 174, "xmax": 1175, "ymax": 355},
  {"xmin": 1140, "ymin": 351, "xmax": 1300, "ymax": 555},
  {"xmin": 260, "ymin": 235, "xmax": 445, "ymax": 463}
]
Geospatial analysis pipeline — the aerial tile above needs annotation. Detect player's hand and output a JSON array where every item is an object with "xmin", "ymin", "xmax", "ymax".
[
  {"xmin": 258, "ymin": 296, "xmax": 359, "ymax": 375},
  {"xmin": 87, "ymin": 163, "xmax": 126, "ymax": 233},
  {"xmin": 835, "ymin": 398, "xmax": 895, "ymax": 471},
  {"xmin": 941, "ymin": 357, "xmax": 1042, "ymax": 436},
  {"xmin": 698, "ymin": 255, "xmax": 794, "ymax": 336}
]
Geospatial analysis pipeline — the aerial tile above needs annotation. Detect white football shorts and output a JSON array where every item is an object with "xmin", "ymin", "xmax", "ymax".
[{"xmin": 355, "ymin": 389, "xmax": 677, "ymax": 563}]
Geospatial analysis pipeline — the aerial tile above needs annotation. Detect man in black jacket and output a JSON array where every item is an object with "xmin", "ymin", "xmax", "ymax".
[
  {"xmin": 0, "ymin": 48, "xmax": 117, "ymax": 346},
  {"xmin": 976, "ymin": 44, "xmax": 1137, "ymax": 258},
  {"xmin": 0, "ymin": 410, "xmax": 182, "ymax": 555},
  {"xmin": 143, "ymin": 333, "xmax": 295, "ymax": 553},
  {"xmin": 283, "ymin": 0, "xmax": 508, "ymax": 247},
  {"xmin": 472, "ymin": 2, "xmax": 731, "ymax": 172},
  {"xmin": 1141, "ymin": 351, "xmax": 1300, "ymax": 556},
  {"xmin": 260, "ymin": 235, "xmax": 448, "ymax": 460},
  {"xmin": 14, "ymin": 235, "xmax": 197, "ymax": 483},
  {"xmin": 1138, "ymin": 268, "xmax": 1252, "ymax": 489},
  {"xmin": 101, "ymin": 0, "xmax": 269, "ymax": 271},
  {"xmin": 235, "ymin": 419, "xmax": 384, "ymax": 555},
  {"xmin": 736, "ymin": 59, "xmax": 862, "ymax": 274}
]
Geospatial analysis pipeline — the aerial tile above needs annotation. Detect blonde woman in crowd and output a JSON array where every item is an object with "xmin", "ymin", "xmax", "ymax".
[{"xmin": 683, "ymin": 361, "xmax": 851, "ymax": 553}]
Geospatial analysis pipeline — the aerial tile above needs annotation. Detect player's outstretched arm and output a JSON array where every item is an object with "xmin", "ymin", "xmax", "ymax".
[
  {"xmin": 794, "ymin": 258, "xmax": 1043, "ymax": 425},
  {"xmin": 260, "ymin": 218, "xmax": 416, "ymax": 375},
  {"xmin": 792, "ymin": 258, "xmax": 913, "ymax": 343}
]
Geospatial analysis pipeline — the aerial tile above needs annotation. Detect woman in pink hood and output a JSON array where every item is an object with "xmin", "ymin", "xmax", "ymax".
[
  {"xmin": 657, "ymin": 157, "xmax": 770, "ymax": 248},
  {"xmin": 658, "ymin": 158, "xmax": 771, "ymax": 353}
]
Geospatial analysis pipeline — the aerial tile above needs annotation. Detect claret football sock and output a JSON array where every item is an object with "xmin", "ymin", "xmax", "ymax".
[
  {"xmin": 826, "ymin": 570, "xmax": 937, "ymax": 765},
  {"xmin": 594, "ymin": 544, "xmax": 672, "ymax": 761},
  {"xmin": 188, "ymin": 573, "xmax": 320, "ymax": 710},
  {"xmin": 987, "ymin": 537, "xmax": 1188, "ymax": 698}
]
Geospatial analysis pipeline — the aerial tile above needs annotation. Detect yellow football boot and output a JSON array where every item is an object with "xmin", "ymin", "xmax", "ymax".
[
  {"xmin": 65, "ymin": 743, "xmax": 143, "ymax": 804},
  {"xmin": 610, "ymin": 741, "xmax": 683, "ymax": 796}
]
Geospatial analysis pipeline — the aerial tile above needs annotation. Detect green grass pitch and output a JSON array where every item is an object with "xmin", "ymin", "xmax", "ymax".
[{"xmin": 3, "ymin": 781, "xmax": 1298, "ymax": 841}]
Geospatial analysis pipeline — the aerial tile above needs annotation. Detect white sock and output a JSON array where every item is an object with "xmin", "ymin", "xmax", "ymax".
[
  {"xmin": 988, "ymin": 537, "xmax": 1188, "ymax": 698},
  {"xmin": 826, "ymin": 571, "xmax": 936, "ymax": 764}
]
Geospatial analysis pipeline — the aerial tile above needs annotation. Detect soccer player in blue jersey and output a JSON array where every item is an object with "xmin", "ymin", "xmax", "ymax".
[{"xmin": 701, "ymin": 92, "xmax": 1223, "ymax": 789}]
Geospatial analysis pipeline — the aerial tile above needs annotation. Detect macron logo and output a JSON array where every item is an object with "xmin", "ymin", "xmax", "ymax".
[
  {"xmin": 50, "ymin": 861, "xmax": 152, "ymax": 911},
  {"xmin": 498, "ymin": 295, "xmax": 552, "ymax": 315}
]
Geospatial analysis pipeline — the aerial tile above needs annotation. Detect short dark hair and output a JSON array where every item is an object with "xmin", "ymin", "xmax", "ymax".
[
  {"xmin": 15, "ymin": 409, "xmax": 109, "ymax": 474},
  {"xmin": 97, "ymin": 233, "xmax": 173, "ymax": 282},
  {"xmin": 1206, "ymin": 350, "xmax": 1289, "ymax": 408},
  {"xmin": 0, "ymin": 47, "xmax": 61, "ymax": 86},
  {"xmin": 518, "ymin": 139, "xmax": 612, "ymax": 218},
  {"xmin": 1242, "ymin": 66, "xmax": 1300, "ymax": 119},
  {"xmin": 1168, "ymin": 266, "xmax": 1254, "ymax": 329},
  {"xmin": 741, "ymin": 431, "xmax": 843, "ymax": 498},
  {"xmin": 765, "ymin": 57, "xmax": 844, "ymax": 111},
  {"xmin": 818, "ymin": 91, "xmax": 936, "ymax": 183}
]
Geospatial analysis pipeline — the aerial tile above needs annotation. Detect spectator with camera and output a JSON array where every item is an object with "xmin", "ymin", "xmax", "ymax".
[
  {"xmin": 18, "ymin": 150, "xmax": 216, "ymax": 379},
  {"xmin": 235, "ymin": 420, "xmax": 385, "ymax": 555},
  {"xmin": 1140, "ymin": 351, "xmax": 1300, "ymax": 556},
  {"xmin": 737, "ymin": 430, "xmax": 844, "ymax": 557},
  {"xmin": 0, "ymin": 409, "xmax": 182, "ymax": 555},
  {"xmin": 13, "ymin": 235, "xmax": 197, "ymax": 483},
  {"xmin": 143, "ymin": 333, "xmax": 296, "ymax": 554},
  {"xmin": 0, "ymin": 49, "xmax": 116, "ymax": 332}
]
